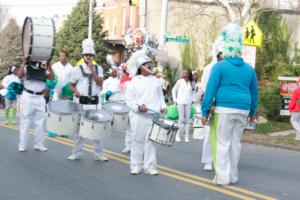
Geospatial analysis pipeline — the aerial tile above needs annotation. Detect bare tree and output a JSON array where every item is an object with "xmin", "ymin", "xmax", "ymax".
[
  {"xmin": 0, "ymin": 18, "xmax": 22, "ymax": 78},
  {"xmin": 0, "ymin": 4, "xmax": 8, "ymax": 30}
]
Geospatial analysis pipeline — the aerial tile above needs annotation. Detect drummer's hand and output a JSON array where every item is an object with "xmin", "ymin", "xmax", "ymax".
[
  {"xmin": 248, "ymin": 116, "xmax": 256, "ymax": 122},
  {"xmin": 161, "ymin": 108, "xmax": 167, "ymax": 114},
  {"xmin": 201, "ymin": 116, "xmax": 207, "ymax": 126},
  {"xmin": 87, "ymin": 61, "xmax": 94, "ymax": 73},
  {"xmin": 138, "ymin": 104, "xmax": 148, "ymax": 112}
]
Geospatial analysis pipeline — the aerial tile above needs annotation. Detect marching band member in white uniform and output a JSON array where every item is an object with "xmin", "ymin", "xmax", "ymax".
[
  {"xmin": 67, "ymin": 39, "xmax": 108, "ymax": 162},
  {"xmin": 52, "ymin": 50, "xmax": 73, "ymax": 100},
  {"xmin": 102, "ymin": 68, "xmax": 120, "ymax": 93},
  {"xmin": 119, "ymin": 64, "xmax": 133, "ymax": 153},
  {"xmin": 18, "ymin": 59, "xmax": 54, "ymax": 152},
  {"xmin": 200, "ymin": 39, "xmax": 223, "ymax": 171},
  {"xmin": 125, "ymin": 56, "xmax": 166, "ymax": 175}
]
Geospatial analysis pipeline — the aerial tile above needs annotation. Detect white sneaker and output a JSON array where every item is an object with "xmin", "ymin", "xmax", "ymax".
[
  {"xmin": 144, "ymin": 169, "xmax": 159, "ymax": 175},
  {"xmin": 175, "ymin": 134, "xmax": 181, "ymax": 142},
  {"xmin": 34, "ymin": 146, "xmax": 48, "ymax": 152},
  {"xmin": 204, "ymin": 163, "xmax": 213, "ymax": 171},
  {"xmin": 67, "ymin": 153, "xmax": 81, "ymax": 161},
  {"xmin": 94, "ymin": 154, "xmax": 109, "ymax": 162},
  {"xmin": 185, "ymin": 135, "xmax": 190, "ymax": 143},
  {"xmin": 122, "ymin": 147, "xmax": 130, "ymax": 153},
  {"xmin": 18, "ymin": 146, "xmax": 26, "ymax": 152},
  {"xmin": 130, "ymin": 169, "xmax": 141, "ymax": 175}
]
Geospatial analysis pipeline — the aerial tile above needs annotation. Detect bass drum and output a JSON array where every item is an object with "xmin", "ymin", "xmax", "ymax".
[{"xmin": 22, "ymin": 17, "xmax": 56, "ymax": 61}]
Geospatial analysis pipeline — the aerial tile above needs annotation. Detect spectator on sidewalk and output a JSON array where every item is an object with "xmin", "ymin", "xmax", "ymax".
[
  {"xmin": 288, "ymin": 78, "xmax": 300, "ymax": 141},
  {"xmin": 172, "ymin": 69, "xmax": 195, "ymax": 143}
]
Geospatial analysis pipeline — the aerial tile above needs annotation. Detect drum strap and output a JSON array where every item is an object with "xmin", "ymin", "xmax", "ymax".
[{"xmin": 79, "ymin": 65, "xmax": 98, "ymax": 96}]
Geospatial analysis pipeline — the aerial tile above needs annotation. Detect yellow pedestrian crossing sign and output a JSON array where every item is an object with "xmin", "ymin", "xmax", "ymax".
[{"xmin": 243, "ymin": 20, "xmax": 262, "ymax": 47}]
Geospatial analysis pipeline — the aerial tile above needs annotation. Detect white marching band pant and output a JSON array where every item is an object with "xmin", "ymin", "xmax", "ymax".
[
  {"xmin": 201, "ymin": 125, "xmax": 212, "ymax": 164},
  {"xmin": 124, "ymin": 111, "xmax": 134, "ymax": 150},
  {"xmin": 130, "ymin": 113, "xmax": 157, "ymax": 172},
  {"xmin": 19, "ymin": 92, "xmax": 46, "ymax": 149},
  {"xmin": 211, "ymin": 113, "xmax": 247, "ymax": 185},
  {"xmin": 71, "ymin": 102, "xmax": 105, "ymax": 156}
]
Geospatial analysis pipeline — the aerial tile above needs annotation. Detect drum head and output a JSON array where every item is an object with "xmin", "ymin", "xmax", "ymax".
[
  {"xmin": 22, "ymin": 17, "xmax": 32, "ymax": 58},
  {"xmin": 103, "ymin": 102, "xmax": 130, "ymax": 114},
  {"xmin": 83, "ymin": 110, "xmax": 113, "ymax": 123},
  {"xmin": 48, "ymin": 100, "xmax": 82, "ymax": 114}
]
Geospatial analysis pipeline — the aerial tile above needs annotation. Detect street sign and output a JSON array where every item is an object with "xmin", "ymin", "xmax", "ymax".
[
  {"xmin": 241, "ymin": 45, "xmax": 256, "ymax": 68},
  {"xmin": 243, "ymin": 20, "xmax": 263, "ymax": 47},
  {"xmin": 165, "ymin": 36, "xmax": 189, "ymax": 43}
]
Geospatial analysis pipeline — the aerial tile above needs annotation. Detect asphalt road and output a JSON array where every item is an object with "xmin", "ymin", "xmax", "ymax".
[{"xmin": 0, "ymin": 116, "xmax": 299, "ymax": 200}]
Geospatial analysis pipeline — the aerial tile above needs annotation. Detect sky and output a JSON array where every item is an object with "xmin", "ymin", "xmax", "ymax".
[{"xmin": 0, "ymin": 0, "xmax": 80, "ymax": 26}]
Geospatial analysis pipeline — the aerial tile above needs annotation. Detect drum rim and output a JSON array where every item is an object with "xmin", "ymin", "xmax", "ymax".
[
  {"xmin": 48, "ymin": 100, "xmax": 82, "ymax": 115},
  {"xmin": 82, "ymin": 110, "xmax": 113, "ymax": 123},
  {"xmin": 22, "ymin": 17, "xmax": 33, "ymax": 60},
  {"xmin": 103, "ymin": 102, "xmax": 130, "ymax": 114}
]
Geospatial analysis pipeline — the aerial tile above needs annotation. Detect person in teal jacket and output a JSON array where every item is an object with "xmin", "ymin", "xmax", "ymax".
[{"xmin": 201, "ymin": 23, "xmax": 258, "ymax": 186}]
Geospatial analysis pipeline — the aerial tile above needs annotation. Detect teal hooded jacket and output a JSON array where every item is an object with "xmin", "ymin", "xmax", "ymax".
[{"xmin": 201, "ymin": 57, "xmax": 258, "ymax": 117}]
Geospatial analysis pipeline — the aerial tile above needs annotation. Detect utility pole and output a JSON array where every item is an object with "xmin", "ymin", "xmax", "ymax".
[
  {"xmin": 88, "ymin": 0, "xmax": 93, "ymax": 39},
  {"xmin": 157, "ymin": 0, "xmax": 168, "ymax": 71}
]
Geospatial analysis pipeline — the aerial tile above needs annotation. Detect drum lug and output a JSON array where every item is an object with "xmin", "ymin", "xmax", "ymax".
[
  {"xmin": 92, "ymin": 124, "xmax": 94, "ymax": 129},
  {"xmin": 48, "ymin": 113, "xmax": 50, "ymax": 118},
  {"xmin": 104, "ymin": 123, "xmax": 106, "ymax": 130},
  {"xmin": 122, "ymin": 115, "xmax": 125, "ymax": 120},
  {"xmin": 59, "ymin": 116, "xmax": 62, "ymax": 122}
]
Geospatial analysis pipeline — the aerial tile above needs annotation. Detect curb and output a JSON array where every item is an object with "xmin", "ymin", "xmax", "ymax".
[{"xmin": 242, "ymin": 139, "xmax": 300, "ymax": 152}]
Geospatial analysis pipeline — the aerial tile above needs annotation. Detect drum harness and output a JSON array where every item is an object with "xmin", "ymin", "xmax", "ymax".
[
  {"xmin": 24, "ymin": 64, "xmax": 47, "ymax": 95},
  {"xmin": 78, "ymin": 65, "xmax": 99, "ymax": 105}
]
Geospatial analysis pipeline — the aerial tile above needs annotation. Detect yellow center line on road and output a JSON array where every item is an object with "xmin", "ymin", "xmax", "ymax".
[
  {"xmin": 57, "ymin": 136, "xmax": 277, "ymax": 200},
  {"xmin": 1, "ymin": 124, "xmax": 277, "ymax": 200}
]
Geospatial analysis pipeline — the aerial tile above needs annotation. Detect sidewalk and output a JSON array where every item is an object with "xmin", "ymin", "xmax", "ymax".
[{"xmin": 242, "ymin": 129, "xmax": 300, "ymax": 152}]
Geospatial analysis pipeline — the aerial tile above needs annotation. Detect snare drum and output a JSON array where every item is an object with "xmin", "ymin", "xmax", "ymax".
[
  {"xmin": 103, "ymin": 102, "xmax": 130, "ymax": 132},
  {"xmin": 108, "ymin": 92, "xmax": 125, "ymax": 103},
  {"xmin": 79, "ymin": 110, "xmax": 113, "ymax": 140},
  {"xmin": 193, "ymin": 114, "xmax": 203, "ymax": 128},
  {"xmin": 22, "ymin": 17, "xmax": 56, "ymax": 61},
  {"xmin": 46, "ymin": 100, "xmax": 82, "ymax": 137},
  {"xmin": 148, "ymin": 118, "xmax": 178, "ymax": 146}
]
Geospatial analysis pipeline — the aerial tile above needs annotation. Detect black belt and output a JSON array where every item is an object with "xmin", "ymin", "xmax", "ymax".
[{"xmin": 24, "ymin": 88, "xmax": 44, "ymax": 95}]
